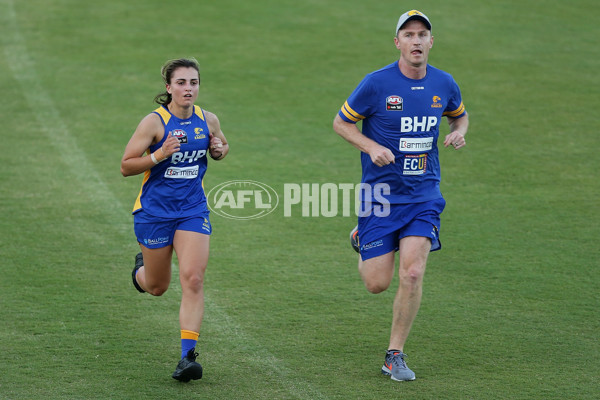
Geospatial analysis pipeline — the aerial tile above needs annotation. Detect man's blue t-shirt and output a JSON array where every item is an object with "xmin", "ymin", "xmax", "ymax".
[{"xmin": 338, "ymin": 62, "xmax": 466, "ymax": 204}]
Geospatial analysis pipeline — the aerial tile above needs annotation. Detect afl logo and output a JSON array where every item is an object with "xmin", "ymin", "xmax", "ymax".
[
  {"xmin": 172, "ymin": 129, "xmax": 188, "ymax": 144},
  {"xmin": 207, "ymin": 180, "xmax": 279, "ymax": 220},
  {"xmin": 386, "ymin": 95, "xmax": 403, "ymax": 111}
]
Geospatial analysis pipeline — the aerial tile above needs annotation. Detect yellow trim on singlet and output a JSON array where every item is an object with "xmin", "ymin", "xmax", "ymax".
[
  {"xmin": 132, "ymin": 158, "xmax": 151, "ymax": 213},
  {"xmin": 154, "ymin": 106, "xmax": 172, "ymax": 125},
  {"xmin": 194, "ymin": 105, "xmax": 205, "ymax": 121}
]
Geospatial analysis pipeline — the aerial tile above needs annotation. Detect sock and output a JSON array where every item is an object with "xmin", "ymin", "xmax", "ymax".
[{"xmin": 181, "ymin": 330, "xmax": 199, "ymax": 359}]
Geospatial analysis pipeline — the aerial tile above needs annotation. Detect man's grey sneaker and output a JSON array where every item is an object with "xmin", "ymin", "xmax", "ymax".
[
  {"xmin": 172, "ymin": 348, "xmax": 203, "ymax": 382},
  {"xmin": 132, "ymin": 252, "xmax": 145, "ymax": 293},
  {"xmin": 350, "ymin": 226, "xmax": 359, "ymax": 253},
  {"xmin": 381, "ymin": 350, "xmax": 416, "ymax": 381}
]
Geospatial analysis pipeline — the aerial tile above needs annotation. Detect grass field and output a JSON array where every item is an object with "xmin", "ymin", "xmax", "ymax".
[{"xmin": 1, "ymin": 0, "xmax": 599, "ymax": 398}]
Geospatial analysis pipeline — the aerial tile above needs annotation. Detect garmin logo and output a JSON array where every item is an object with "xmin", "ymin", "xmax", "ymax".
[{"xmin": 399, "ymin": 137, "xmax": 434, "ymax": 153}]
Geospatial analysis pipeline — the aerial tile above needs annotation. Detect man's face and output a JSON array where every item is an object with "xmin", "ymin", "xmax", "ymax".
[{"xmin": 394, "ymin": 20, "xmax": 434, "ymax": 67}]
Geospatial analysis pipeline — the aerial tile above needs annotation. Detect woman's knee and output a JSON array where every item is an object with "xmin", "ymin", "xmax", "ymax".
[{"xmin": 181, "ymin": 271, "xmax": 205, "ymax": 292}]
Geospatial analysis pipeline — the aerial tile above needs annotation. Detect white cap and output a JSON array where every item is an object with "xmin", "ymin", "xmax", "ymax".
[{"xmin": 395, "ymin": 10, "xmax": 432, "ymax": 34}]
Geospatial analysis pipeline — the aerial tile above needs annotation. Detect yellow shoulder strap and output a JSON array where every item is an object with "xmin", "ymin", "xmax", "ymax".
[
  {"xmin": 154, "ymin": 106, "xmax": 171, "ymax": 125},
  {"xmin": 194, "ymin": 105, "xmax": 205, "ymax": 121}
]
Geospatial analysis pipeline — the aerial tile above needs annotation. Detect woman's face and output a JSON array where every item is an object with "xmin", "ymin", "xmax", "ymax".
[{"xmin": 166, "ymin": 67, "xmax": 199, "ymax": 107}]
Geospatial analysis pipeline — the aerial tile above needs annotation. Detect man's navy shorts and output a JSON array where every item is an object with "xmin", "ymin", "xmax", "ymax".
[{"xmin": 358, "ymin": 198, "xmax": 446, "ymax": 260}]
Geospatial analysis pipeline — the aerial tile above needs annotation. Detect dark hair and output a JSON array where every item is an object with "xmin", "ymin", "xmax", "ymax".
[{"xmin": 154, "ymin": 58, "xmax": 200, "ymax": 106}]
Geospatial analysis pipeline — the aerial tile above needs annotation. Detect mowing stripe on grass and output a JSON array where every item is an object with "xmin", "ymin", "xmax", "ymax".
[
  {"xmin": 1, "ymin": 0, "xmax": 126, "ymax": 230},
  {"xmin": 2, "ymin": 1, "xmax": 324, "ymax": 397}
]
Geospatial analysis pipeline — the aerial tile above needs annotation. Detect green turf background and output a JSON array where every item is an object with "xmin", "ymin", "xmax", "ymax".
[{"xmin": 1, "ymin": 0, "xmax": 598, "ymax": 398}]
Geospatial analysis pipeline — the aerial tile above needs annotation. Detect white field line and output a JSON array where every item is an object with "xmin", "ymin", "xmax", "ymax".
[
  {"xmin": 204, "ymin": 299, "xmax": 327, "ymax": 399},
  {"xmin": 2, "ymin": 1, "xmax": 324, "ymax": 398}
]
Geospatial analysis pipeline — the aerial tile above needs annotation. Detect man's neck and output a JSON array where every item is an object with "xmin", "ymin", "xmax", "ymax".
[{"xmin": 398, "ymin": 59, "xmax": 427, "ymax": 80}]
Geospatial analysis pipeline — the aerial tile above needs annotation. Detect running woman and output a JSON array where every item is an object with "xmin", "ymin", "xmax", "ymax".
[{"xmin": 121, "ymin": 58, "xmax": 229, "ymax": 382}]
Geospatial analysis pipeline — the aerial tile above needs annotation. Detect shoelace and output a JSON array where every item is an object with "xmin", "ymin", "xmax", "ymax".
[
  {"xmin": 389, "ymin": 352, "xmax": 408, "ymax": 369},
  {"xmin": 186, "ymin": 350, "xmax": 199, "ymax": 361}
]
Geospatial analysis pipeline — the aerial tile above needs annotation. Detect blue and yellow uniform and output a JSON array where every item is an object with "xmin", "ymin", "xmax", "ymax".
[
  {"xmin": 338, "ymin": 62, "xmax": 467, "ymax": 259},
  {"xmin": 133, "ymin": 105, "xmax": 212, "ymax": 248}
]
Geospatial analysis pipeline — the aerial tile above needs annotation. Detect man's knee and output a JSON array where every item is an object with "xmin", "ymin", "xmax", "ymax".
[
  {"xmin": 399, "ymin": 263, "xmax": 426, "ymax": 286},
  {"xmin": 363, "ymin": 279, "xmax": 391, "ymax": 294},
  {"xmin": 359, "ymin": 256, "xmax": 395, "ymax": 294}
]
